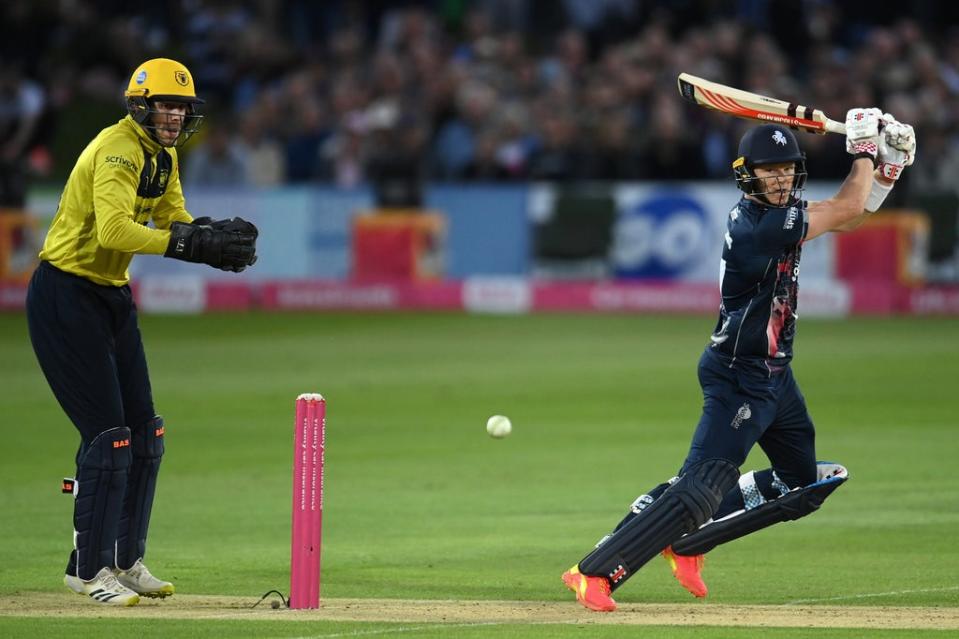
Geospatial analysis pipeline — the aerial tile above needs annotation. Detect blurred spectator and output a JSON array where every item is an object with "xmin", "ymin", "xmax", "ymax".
[
  {"xmin": 638, "ymin": 95, "xmax": 706, "ymax": 180},
  {"xmin": 463, "ymin": 128, "xmax": 511, "ymax": 180},
  {"xmin": 317, "ymin": 112, "xmax": 367, "ymax": 188},
  {"xmin": 583, "ymin": 108, "xmax": 642, "ymax": 180},
  {"xmin": 284, "ymin": 99, "xmax": 329, "ymax": 183},
  {"xmin": 183, "ymin": 121, "xmax": 248, "ymax": 187},
  {"xmin": 908, "ymin": 125, "xmax": 959, "ymax": 198},
  {"xmin": 3, "ymin": 0, "xmax": 958, "ymax": 200},
  {"xmin": 233, "ymin": 108, "xmax": 286, "ymax": 187},
  {"xmin": 365, "ymin": 105, "xmax": 427, "ymax": 208},
  {"xmin": 0, "ymin": 65, "xmax": 46, "ymax": 207},
  {"xmin": 432, "ymin": 80, "xmax": 497, "ymax": 179},
  {"xmin": 182, "ymin": 0, "xmax": 253, "ymax": 105},
  {"xmin": 527, "ymin": 108, "xmax": 588, "ymax": 181}
]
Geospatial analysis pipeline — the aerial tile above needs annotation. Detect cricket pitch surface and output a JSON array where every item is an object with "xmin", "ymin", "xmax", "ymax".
[{"xmin": 1, "ymin": 593, "xmax": 958, "ymax": 630}]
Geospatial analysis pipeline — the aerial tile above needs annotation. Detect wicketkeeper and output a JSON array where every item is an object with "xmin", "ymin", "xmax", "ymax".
[
  {"xmin": 26, "ymin": 58, "xmax": 259, "ymax": 606},
  {"xmin": 563, "ymin": 109, "xmax": 916, "ymax": 611}
]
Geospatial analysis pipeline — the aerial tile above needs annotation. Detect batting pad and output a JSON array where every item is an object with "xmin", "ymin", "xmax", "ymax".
[
  {"xmin": 672, "ymin": 462, "xmax": 848, "ymax": 556},
  {"xmin": 116, "ymin": 416, "xmax": 165, "ymax": 569},
  {"xmin": 578, "ymin": 458, "xmax": 738, "ymax": 590}
]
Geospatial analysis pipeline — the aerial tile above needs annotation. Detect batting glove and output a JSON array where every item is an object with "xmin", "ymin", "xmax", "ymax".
[
  {"xmin": 845, "ymin": 107, "xmax": 883, "ymax": 165},
  {"xmin": 881, "ymin": 113, "xmax": 916, "ymax": 157}
]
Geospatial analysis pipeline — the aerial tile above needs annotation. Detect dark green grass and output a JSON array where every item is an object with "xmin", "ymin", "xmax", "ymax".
[{"xmin": 1, "ymin": 312, "xmax": 957, "ymax": 637}]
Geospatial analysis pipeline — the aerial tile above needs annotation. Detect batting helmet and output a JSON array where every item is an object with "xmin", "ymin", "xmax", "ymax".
[
  {"xmin": 732, "ymin": 124, "xmax": 807, "ymax": 205},
  {"xmin": 124, "ymin": 58, "xmax": 204, "ymax": 147}
]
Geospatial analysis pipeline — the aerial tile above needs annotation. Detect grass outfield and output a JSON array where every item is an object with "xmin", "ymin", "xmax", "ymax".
[{"xmin": 1, "ymin": 312, "xmax": 957, "ymax": 638}]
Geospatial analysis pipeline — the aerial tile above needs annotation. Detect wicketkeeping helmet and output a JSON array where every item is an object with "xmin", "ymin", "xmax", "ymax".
[
  {"xmin": 124, "ymin": 58, "xmax": 204, "ymax": 147},
  {"xmin": 732, "ymin": 124, "xmax": 807, "ymax": 206}
]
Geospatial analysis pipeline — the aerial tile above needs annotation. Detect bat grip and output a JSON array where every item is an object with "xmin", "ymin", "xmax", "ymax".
[{"xmin": 824, "ymin": 119, "xmax": 847, "ymax": 135}]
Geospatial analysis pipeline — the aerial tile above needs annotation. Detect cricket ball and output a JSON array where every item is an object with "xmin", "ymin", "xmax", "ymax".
[{"xmin": 486, "ymin": 415, "xmax": 512, "ymax": 438}]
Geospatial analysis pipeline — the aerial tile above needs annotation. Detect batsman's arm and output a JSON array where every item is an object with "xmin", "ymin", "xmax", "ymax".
[
  {"xmin": 805, "ymin": 157, "xmax": 875, "ymax": 240},
  {"xmin": 806, "ymin": 107, "xmax": 898, "ymax": 240},
  {"xmin": 830, "ymin": 172, "xmax": 895, "ymax": 232}
]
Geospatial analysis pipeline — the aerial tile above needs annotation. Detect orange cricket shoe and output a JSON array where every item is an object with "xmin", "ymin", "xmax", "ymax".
[
  {"xmin": 662, "ymin": 546, "xmax": 708, "ymax": 598},
  {"xmin": 562, "ymin": 565, "xmax": 617, "ymax": 612}
]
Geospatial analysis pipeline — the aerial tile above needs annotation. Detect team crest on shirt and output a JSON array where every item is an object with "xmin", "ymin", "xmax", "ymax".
[
  {"xmin": 772, "ymin": 130, "xmax": 788, "ymax": 146},
  {"xmin": 731, "ymin": 402, "xmax": 752, "ymax": 429},
  {"xmin": 157, "ymin": 169, "xmax": 169, "ymax": 190}
]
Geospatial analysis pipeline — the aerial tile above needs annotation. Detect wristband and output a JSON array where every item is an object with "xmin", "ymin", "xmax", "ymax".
[
  {"xmin": 864, "ymin": 177, "xmax": 893, "ymax": 212},
  {"xmin": 851, "ymin": 141, "xmax": 879, "ymax": 168}
]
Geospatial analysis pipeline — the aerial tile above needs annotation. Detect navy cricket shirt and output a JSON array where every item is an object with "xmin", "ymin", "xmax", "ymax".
[{"xmin": 709, "ymin": 196, "xmax": 809, "ymax": 370}]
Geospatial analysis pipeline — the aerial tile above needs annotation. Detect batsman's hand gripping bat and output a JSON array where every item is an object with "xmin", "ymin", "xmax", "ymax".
[{"xmin": 677, "ymin": 73, "xmax": 846, "ymax": 135}]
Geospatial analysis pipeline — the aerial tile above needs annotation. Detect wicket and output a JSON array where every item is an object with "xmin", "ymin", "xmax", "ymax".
[{"xmin": 290, "ymin": 393, "xmax": 325, "ymax": 609}]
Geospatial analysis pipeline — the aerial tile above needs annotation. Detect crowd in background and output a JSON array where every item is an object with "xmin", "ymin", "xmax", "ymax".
[{"xmin": 2, "ymin": 1, "xmax": 958, "ymax": 215}]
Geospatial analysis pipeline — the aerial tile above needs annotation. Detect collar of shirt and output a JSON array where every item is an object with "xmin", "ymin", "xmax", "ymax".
[
  {"xmin": 742, "ymin": 195, "xmax": 803, "ymax": 214},
  {"xmin": 120, "ymin": 115, "xmax": 163, "ymax": 154}
]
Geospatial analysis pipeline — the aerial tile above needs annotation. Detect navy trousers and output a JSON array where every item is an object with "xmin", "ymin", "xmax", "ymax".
[
  {"xmin": 26, "ymin": 261, "xmax": 155, "ymax": 450},
  {"xmin": 681, "ymin": 348, "xmax": 817, "ymax": 489},
  {"xmin": 28, "ymin": 262, "xmax": 162, "ymax": 577}
]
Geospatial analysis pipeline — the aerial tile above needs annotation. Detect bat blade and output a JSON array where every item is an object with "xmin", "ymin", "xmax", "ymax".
[{"xmin": 678, "ymin": 73, "xmax": 845, "ymax": 135}]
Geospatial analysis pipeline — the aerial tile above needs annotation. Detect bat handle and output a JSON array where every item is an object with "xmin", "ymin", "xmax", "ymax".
[{"xmin": 824, "ymin": 119, "xmax": 846, "ymax": 135}]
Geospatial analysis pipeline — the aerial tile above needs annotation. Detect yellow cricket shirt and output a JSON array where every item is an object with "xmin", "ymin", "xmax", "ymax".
[{"xmin": 39, "ymin": 115, "xmax": 193, "ymax": 286}]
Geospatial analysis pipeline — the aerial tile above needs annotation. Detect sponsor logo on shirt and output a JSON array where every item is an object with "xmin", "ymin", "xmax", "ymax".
[
  {"xmin": 783, "ymin": 206, "xmax": 798, "ymax": 230},
  {"xmin": 105, "ymin": 155, "xmax": 136, "ymax": 171}
]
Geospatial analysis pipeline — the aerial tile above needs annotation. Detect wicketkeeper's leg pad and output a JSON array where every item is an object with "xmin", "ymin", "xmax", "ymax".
[
  {"xmin": 116, "ymin": 416, "xmax": 165, "ymax": 570},
  {"xmin": 70, "ymin": 427, "xmax": 132, "ymax": 580},
  {"xmin": 672, "ymin": 462, "xmax": 848, "ymax": 556},
  {"xmin": 578, "ymin": 458, "xmax": 739, "ymax": 590}
]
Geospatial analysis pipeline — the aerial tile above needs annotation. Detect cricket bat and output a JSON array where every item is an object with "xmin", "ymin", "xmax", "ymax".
[{"xmin": 677, "ymin": 73, "xmax": 846, "ymax": 135}]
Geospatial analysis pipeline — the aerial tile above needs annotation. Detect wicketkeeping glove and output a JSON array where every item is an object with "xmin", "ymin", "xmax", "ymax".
[
  {"xmin": 189, "ymin": 217, "xmax": 259, "ymax": 271},
  {"xmin": 164, "ymin": 221, "xmax": 257, "ymax": 272},
  {"xmin": 191, "ymin": 216, "xmax": 260, "ymax": 237},
  {"xmin": 845, "ymin": 107, "xmax": 883, "ymax": 166}
]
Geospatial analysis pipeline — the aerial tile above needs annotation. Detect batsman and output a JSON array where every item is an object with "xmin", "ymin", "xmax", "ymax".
[
  {"xmin": 563, "ymin": 108, "xmax": 916, "ymax": 611},
  {"xmin": 26, "ymin": 58, "xmax": 259, "ymax": 606}
]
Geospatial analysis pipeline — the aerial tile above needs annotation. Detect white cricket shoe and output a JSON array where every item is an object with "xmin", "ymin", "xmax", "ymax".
[
  {"xmin": 64, "ymin": 567, "xmax": 140, "ymax": 606},
  {"xmin": 115, "ymin": 559, "xmax": 175, "ymax": 598}
]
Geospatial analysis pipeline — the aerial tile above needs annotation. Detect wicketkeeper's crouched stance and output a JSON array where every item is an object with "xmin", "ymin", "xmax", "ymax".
[
  {"xmin": 563, "ymin": 108, "xmax": 916, "ymax": 612},
  {"xmin": 27, "ymin": 58, "xmax": 258, "ymax": 606}
]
